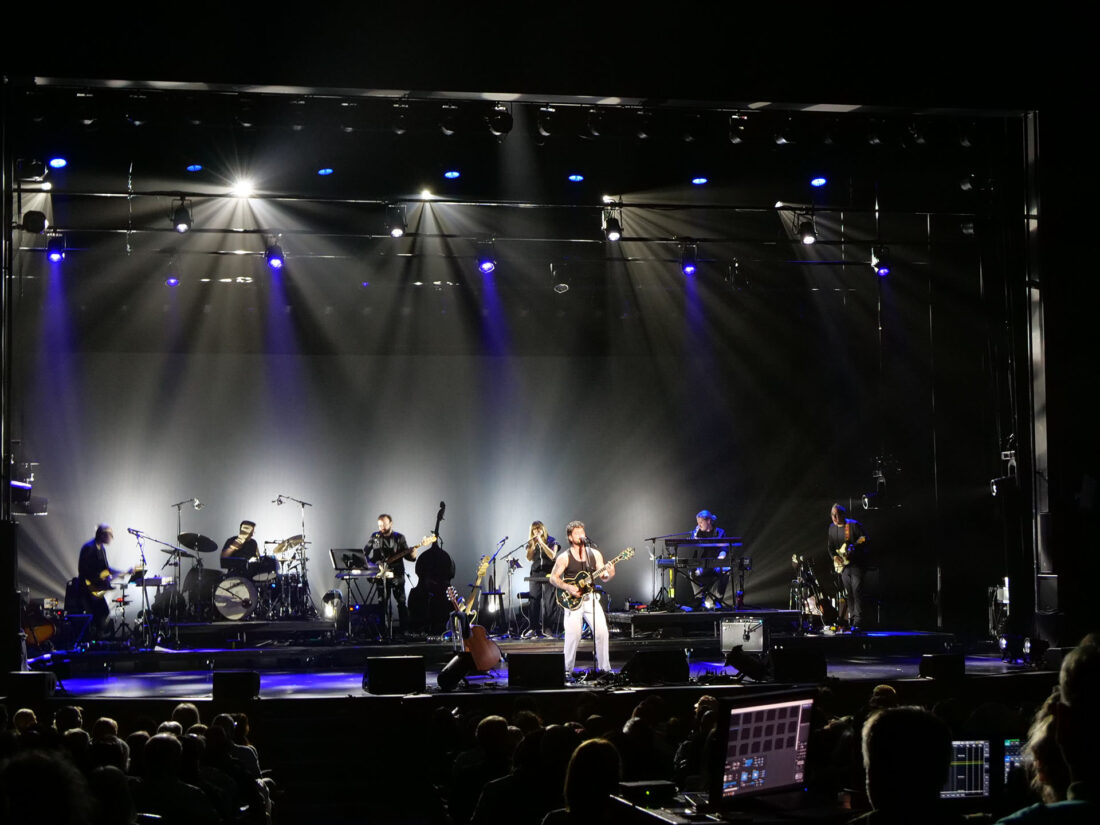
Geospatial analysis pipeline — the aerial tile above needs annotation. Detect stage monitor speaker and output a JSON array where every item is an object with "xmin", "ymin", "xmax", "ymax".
[
  {"xmin": 508, "ymin": 652, "xmax": 564, "ymax": 689},
  {"xmin": 720, "ymin": 618, "xmax": 768, "ymax": 653},
  {"xmin": 621, "ymin": 649, "xmax": 689, "ymax": 684},
  {"xmin": 437, "ymin": 652, "xmax": 474, "ymax": 692},
  {"xmin": 1039, "ymin": 646, "xmax": 1072, "ymax": 672},
  {"xmin": 4, "ymin": 670, "xmax": 58, "ymax": 701},
  {"xmin": 918, "ymin": 653, "xmax": 965, "ymax": 681},
  {"xmin": 364, "ymin": 655, "xmax": 425, "ymax": 695},
  {"xmin": 769, "ymin": 648, "xmax": 827, "ymax": 683},
  {"xmin": 212, "ymin": 670, "xmax": 260, "ymax": 702},
  {"xmin": 618, "ymin": 780, "xmax": 678, "ymax": 807}
]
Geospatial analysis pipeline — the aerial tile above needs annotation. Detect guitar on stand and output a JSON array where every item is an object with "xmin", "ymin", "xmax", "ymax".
[
  {"xmin": 790, "ymin": 553, "xmax": 838, "ymax": 631},
  {"xmin": 446, "ymin": 555, "xmax": 501, "ymax": 670}
]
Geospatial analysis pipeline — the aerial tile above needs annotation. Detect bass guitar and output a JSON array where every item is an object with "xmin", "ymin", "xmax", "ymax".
[
  {"xmin": 556, "ymin": 547, "xmax": 635, "ymax": 611},
  {"xmin": 446, "ymin": 584, "xmax": 502, "ymax": 671}
]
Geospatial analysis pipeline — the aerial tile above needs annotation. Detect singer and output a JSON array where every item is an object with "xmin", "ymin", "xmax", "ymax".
[{"xmin": 548, "ymin": 520, "xmax": 614, "ymax": 674}]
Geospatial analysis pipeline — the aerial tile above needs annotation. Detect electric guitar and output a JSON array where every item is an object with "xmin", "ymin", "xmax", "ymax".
[
  {"xmin": 84, "ymin": 565, "xmax": 145, "ymax": 598},
  {"xmin": 832, "ymin": 535, "xmax": 866, "ymax": 574},
  {"xmin": 446, "ymin": 584, "xmax": 502, "ymax": 671},
  {"xmin": 556, "ymin": 547, "xmax": 635, "ymax": 611}
]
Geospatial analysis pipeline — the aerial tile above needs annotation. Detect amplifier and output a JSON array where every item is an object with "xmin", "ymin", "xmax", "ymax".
[{"xmin": 720, "ymin": 618, "xmax": 768, "ymax": 653}]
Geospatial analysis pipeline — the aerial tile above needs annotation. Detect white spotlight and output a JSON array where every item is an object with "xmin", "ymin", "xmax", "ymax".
[{"xmin": 231, "ymin": 179, "xmax": 254, "ymax": 198}]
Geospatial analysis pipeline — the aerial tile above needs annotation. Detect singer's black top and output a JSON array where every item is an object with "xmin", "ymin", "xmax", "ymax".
[
  {"xmin": 529, "ymin": 535, "xmax": 560, "ymax": 574},
  {"xmin": 563, "ymin": 546, "xmax": 596, "ymax": 579}
]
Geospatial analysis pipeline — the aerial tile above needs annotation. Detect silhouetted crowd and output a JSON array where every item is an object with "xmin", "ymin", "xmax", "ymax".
[{"xmin": 0, "ymin": 701, "xmax": 272, "ymax": 825}]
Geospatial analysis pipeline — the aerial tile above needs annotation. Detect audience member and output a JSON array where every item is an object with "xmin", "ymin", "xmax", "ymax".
[
  {"xmin": 542, "ymin": 738, "xmax": 622, "ymax": 825},
  {"xmin": 129, "ymin": 733, "xmax": 221, "ymax": 825}
]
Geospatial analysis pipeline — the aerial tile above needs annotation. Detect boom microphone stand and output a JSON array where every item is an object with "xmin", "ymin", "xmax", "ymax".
[{"xmin": 273, "ymin": 494, "xmax": 316, "ymax": 616}]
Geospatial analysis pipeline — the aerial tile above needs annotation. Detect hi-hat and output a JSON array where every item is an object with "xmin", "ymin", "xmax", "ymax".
[{"xmin": 162, "ymin": 547, "xmax": 194, "ymax": 559}]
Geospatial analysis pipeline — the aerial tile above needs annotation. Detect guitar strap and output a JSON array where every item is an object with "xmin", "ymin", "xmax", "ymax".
[{"xmin": 844, "ymin": 523, "xmax": 850, "ymax": 544}]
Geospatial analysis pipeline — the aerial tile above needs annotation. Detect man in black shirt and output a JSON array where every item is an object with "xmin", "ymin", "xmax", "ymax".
[
  {"xmin": 827, "ymin": 503, "xmax": 869, "ymax": 631},
  {"xmin": 689, "ymin": 509, "xmax": 729, "ymax": 608},
  {"xmin": 221, "ymin": 520, "xmax": 258, "ymax": 576},
  {"xmin": 77, "ymin": 524, "xmax": 117, "ymax": 639},
  {"xmin": 365, "ymin": 514, "xmax": 416, "ymax": 636}
]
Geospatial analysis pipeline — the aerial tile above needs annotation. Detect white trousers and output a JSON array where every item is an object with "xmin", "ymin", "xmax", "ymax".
[{"xmin": 563, "ymin": 593, "xmax": 610, "ymax": 672}]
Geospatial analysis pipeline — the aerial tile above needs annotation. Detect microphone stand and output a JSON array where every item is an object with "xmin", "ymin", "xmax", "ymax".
[
  {"xmin": 132, "ymin": 529, "xmax": 189, "ymax": 646},
  {"xmin": 498, "ymin": 541, "xmax": 527, "ymax": 638},
  {"xmin": 486, "ymin": 536, "xmax": 507, "ymax": 636},
  {"xmin": 274, "ymin": 494, "xmax": 316, "ymax": 617},
  {"xmin": 644, "ymin": 532, "xmax": 691, "ymax": 612}
]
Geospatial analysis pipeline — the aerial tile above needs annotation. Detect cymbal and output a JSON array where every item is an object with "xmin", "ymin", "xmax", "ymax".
[
  {"xmin": 273, "ymin": 534, "xmax": 304, "ymax": 556},
  {"xmin": 178, "ymin": 532, "xmax": 219, "ymax": 553},
  {"xmin": 162, "ymin": 547, "xmax": 194, "ymax": 559}
]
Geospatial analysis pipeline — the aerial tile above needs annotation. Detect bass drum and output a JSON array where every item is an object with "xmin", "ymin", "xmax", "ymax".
[
  {"xmin": 247, "ymin": 555, "xmax": 279, "ymax": 582},
  {"xmin": 214, "ymin": 576, "xmax": 257, "ymax": 621}
]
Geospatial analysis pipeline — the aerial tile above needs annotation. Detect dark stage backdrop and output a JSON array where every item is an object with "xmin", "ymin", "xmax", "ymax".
[{"xmin": 10, "ymin": 228, "xmax": 1003, "ymax": 630}]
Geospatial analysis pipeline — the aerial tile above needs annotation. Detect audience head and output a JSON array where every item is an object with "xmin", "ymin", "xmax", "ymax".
[
  {"xmin": 0, "ymin": 749, "xmax": 92, "ymax": 825},
  {"xmin": 13, "ymin": 708, "xmax": 37, "ymax": 732},
  {"xmin": 90, "ymin": 717, "xmax": 118, "ymax": 741},
  {"xmin": 564, "ymin": 738, "xmax": 622, "ymax": 813},
  {"xmin": 1026, "ymin": 689, "xmax": 1071, "ymax": 803},
  {"xmin": 89, "ymin": 736, "xmax": 129, "ymax": 773},
  {"xmin": 862, "ymin": 705, "xmax": 951, "ymax": 812},
  {"xmin": 125, "ymin": 731, "xmax": 149, "ymax": 776},
  {"xmin": 868, "ymin": 684, "xmax": 898, "ymax": 711},
  {"xmin": 1054, "ymin": 633, "xmax": 1100, "ymax": 781},
  {"xmin": 144, "ymin": 733, "xmax": 183, "ymax": 780},
  {"xmin": 156, "ymin": 721, "xmax": 183, "ymax": 737},
  {"xmin": 87, "ymin": 765, "xmax": 135, "ymax": 825},
  {"xmin": 54, "ymin": 705, "xmax": 84, "ymax": 732},
  {"xmin": 171, "ymin": 702, "xmax": 200, "ymax": 732}
]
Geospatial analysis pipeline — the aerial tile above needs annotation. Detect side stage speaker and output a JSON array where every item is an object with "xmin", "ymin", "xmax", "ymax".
[
  {"xmin": 508, "ymin": 652, "xmax": 564, "ymax": 689},
  {"xmin": 4, "ymin": 670, "xmax": 57, "ymax": 701},
  {"xmin": 621, "ymin": 649, "xmax": 689, "ymax": 684},
  {"xmin": 720, "ymin": 618, "xmax": 768, "ymax": 653},
  {"xmin": 213, "ymin": 670, "xmax": 260, "ymax": 702},
  {"xmin": 364, "ymin": 655, "xmax": 425, "ymax": 695},
  {"xmin": 918, "ymin": 653, "xmax": 964, "ymax": 681},
  {"xmin": 769, "ymin": 648, "xmax": 827, "ymax": 683}
]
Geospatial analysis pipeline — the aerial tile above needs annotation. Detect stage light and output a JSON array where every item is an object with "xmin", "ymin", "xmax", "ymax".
[
  {"xmin": 185, "ymin": 163, "xmax": 204, "ymax": 173},
  {"xmin": 385, "ymin": 204, "xmax": 407, "ymax": 238},
  {"xmin": 602, "ymin": 207, "xmax": 622, "ymax": 242},
  {"xmin": 322, "ymin": 589, "xmax": 343, "ymax": 620},
  {"xmin": 392, "ymin": 104, "xmax": 409, "ymax": 135},
  {"xmin": 871, "ymin": 245, "xmax": 890, "ymax": 276},
  {"xmin": 21, "ymin": 211, "xmax": 48, "ymax": 234},
  {"xmin": 810, "ymin": 176, "xmax": 827, "ymax": 187},
  {"xmin": 680, "ymin": 241, "xmax": 697, "ymax": 276},
  {"xmin": 537, "ymin": 106, "xmax": 556, "ymax": 137},
  {"xmin": 444, "ymin": 170, "xmax": 461, "ymax": 179},
  {"xmin": 265, "ymin": 243, "xmax": 285, "ymax": 270},
  {"xmin": 48, "ymin": 157, "xmax": 67, "ymax": 169},
  {"xmin": 171, "ymin": 198, "xmax": 192, "ymax": 233},
  {"xmin": 476, "ymin": 240, "xmax": 497, "ymax": 274},
  {"xmin": 990, "ymin": 474, "xmax": 1017, "ymax": 497},
  {"xmin": 439, "ymin": 104, "xmax": 459, "ymax": 136},
  {"xmin": 230, "ymin": 179, "xmax": 254, "ymax": 198},
  {"xmin": 691, "ymin": 177, "xmax": 708, "ymax": 185},
  {"xmin": 551, "ymin": 262, "xmax": 570, "ymax": 294},
  {"xmin": 487, "ymin": 105, "xmax": 513, "ymax": 137},
  {"xmin": 568, "ymin": 173, "xmax": 584, "ymax": 182},
  {"xmin": 861, "ymin": 491, "xmax": 881, "ymax": 510},
  {"xmin": 21, "ymin": 159, "xmax": 46, "ymax": 180},
  {"xmin": 317, "ymin": 167, "xmax": 334, "ymax": 176},
  {"xmin": 46, "ymin": 235, "xmax": 65, "ymax": 262},
  {"xmin": 41, "ymin": 182, "xmax": 53, "ymax": 191},
  {"xmin": 165, "ymin": 277, "xmax": 180, "ymax": 287},
  {"xmin": 798, "ymin": 220, "xmax": 817, "ymax": 245},
  {"xmin": 999, "ymin": 634, "xmax": 1025, "ymax": 663},
  {"xmin": 420, "ymin": 189, "xmax": 433, "ymax": 199}
]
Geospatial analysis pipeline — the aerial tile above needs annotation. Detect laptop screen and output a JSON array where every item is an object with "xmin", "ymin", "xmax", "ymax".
[
  {"xmin": 719, "ymin": 694, "xmax": 814, "ymax": 801},
  {"xmin": 941, "ymin": 739, "xmax": 991, "ymax": 799}
]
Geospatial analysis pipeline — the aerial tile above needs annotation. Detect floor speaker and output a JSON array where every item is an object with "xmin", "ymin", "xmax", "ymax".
[
  {"xmin": 364, "ymin": 655, "xmax": 425, "ymax": 695},
  {"xmin": 437, "ymin": 652, "xmax": 475, "ymax": 692},
  {"xmin": 770, "ymin": 648, "xmax": 827, "ymax": 683},
  {"xmin": 212, "ymin": 670, "xmax": 260, "ymax": 702},
  {"xmin": 508, "ymin": 651, "xmax": 564, "ymax": 688},
  {"xmin": 918, "ymin": 653, "xmax": 965, "ymax": 681},
  {"xmin": 4, "ymin": 670, "xmax": 58, "ymax": 701},
  {"xmin": 621, "ymin": 649, "xmax": 689, "ymax": 684}
]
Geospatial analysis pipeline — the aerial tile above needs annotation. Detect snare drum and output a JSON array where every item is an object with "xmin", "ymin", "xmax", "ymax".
[
  {"xmin": 247, "ymin": 555, "xmax": 279, "ymax": 582},
  {"xmin": 214, "ymin": 576, "xmax": 257, "ymax": 621}
]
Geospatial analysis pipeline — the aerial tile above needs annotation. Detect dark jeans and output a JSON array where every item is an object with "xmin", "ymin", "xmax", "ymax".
[
  {"xmin": 528, "ymin": 579, "xmax": 559, "ymax": 634},
  {"xmin": 841, "ymin": 564, "xmax": 865, "ymax": 628},
  {"xmin": 384, "ymin": 578, "xmax": 409, "ymax": 630}
]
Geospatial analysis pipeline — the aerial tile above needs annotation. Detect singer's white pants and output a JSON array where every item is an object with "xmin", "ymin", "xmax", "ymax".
[{"xmin": 563, "ymin": 593, "xmax": 610, "ymax": 672}]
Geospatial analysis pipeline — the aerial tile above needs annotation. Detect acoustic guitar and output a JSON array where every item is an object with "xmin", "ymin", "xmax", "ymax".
[
  {"xmin": 556, "ymin": 547, "xmax": 635, "ymax": 611},
  {"xmin": 446, "ymin": 585, "xmax": 502, "ymax": 671}
]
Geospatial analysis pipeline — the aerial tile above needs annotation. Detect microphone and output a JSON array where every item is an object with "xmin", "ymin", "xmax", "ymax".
[
  {"xmin": 127, "ymin": 527, "xmax": 141, "ymax": 536},
  {"xmin": 193, "ymin": 498, "xmax": 203, "ymax": 510},
  {"xmin": 584, "ymin": 537, "xmax": 599, "ymax": 549},
  {"xmin": 272, "ymin": 495, "xmax": 284, "ymax": 505}
]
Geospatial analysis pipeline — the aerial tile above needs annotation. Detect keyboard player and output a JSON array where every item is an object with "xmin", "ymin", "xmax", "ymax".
[{"xmin": 689, "ymin": 509, "xmax": 730, "ymax": 608}]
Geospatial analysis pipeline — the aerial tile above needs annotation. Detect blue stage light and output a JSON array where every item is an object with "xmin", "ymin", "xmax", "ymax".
[
  {"xmin": 444, "ymin": 170, "xmax": 461, "ymax": 179},
  {"xmin": 48, "ymin": 157, "xmax": 68, "ymax": 169},
  {"xmin": 568, "ymin": 173, "xmax": 584, "ymax": 182},
  {"xmin": 810, "ymin": 176, "xmax": 827, "ymax": 187},
  {"xmin": 680, "ymin": 241, "xmax": 697, "ymax": 275},
  {"xmin": 46, "ymin": 236, "xmax": 65, "ymax": 262},
  {"xmin": 317, "ymin": 167, "xmax": 334, "ymax": 176},
  {"xmin": 479, "ymin": 259, "xmax": 496, "ymax": 274},
  {"xmin": 476, "ymin": 240, "xmax": 497, "ymax": 274},
  {"xmin": 265, "ymin": 243, "xmax": 285, "ymax": 270},
  {"xmin": 691, "ymin": 177, "xmax": 708, "ymax": 185},
  {"xmin": 165, "ymin": 277, "xmax": 180, "ymax": 287},
  {"xmin": 186, "ymin": 163, "xmax": 203, "ymax": 173}
]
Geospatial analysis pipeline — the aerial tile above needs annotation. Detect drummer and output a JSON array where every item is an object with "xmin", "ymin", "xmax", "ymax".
[{"xmin": 221, "ymin": 520, "xmax": 258, "ymax": 576}]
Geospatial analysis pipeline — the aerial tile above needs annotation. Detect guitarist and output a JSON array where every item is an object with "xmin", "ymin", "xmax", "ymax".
[
  {"xmin": 828, "ymin": 503, "xmax": 870, "ymax": 632},
  {"xmin": 522, "ymin": 520, "xmax": 561, "ymax": 639},
  {"xmin": 549, "ymin": 520, "xmax": 614, "ymax": 673},
  {"xmin": 365, "ymin": 514, "xmax": 416, "ymax": 636},
  {"xmin": 77, "ymin": 523, "xmax": 120, "ymax": 640}
]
